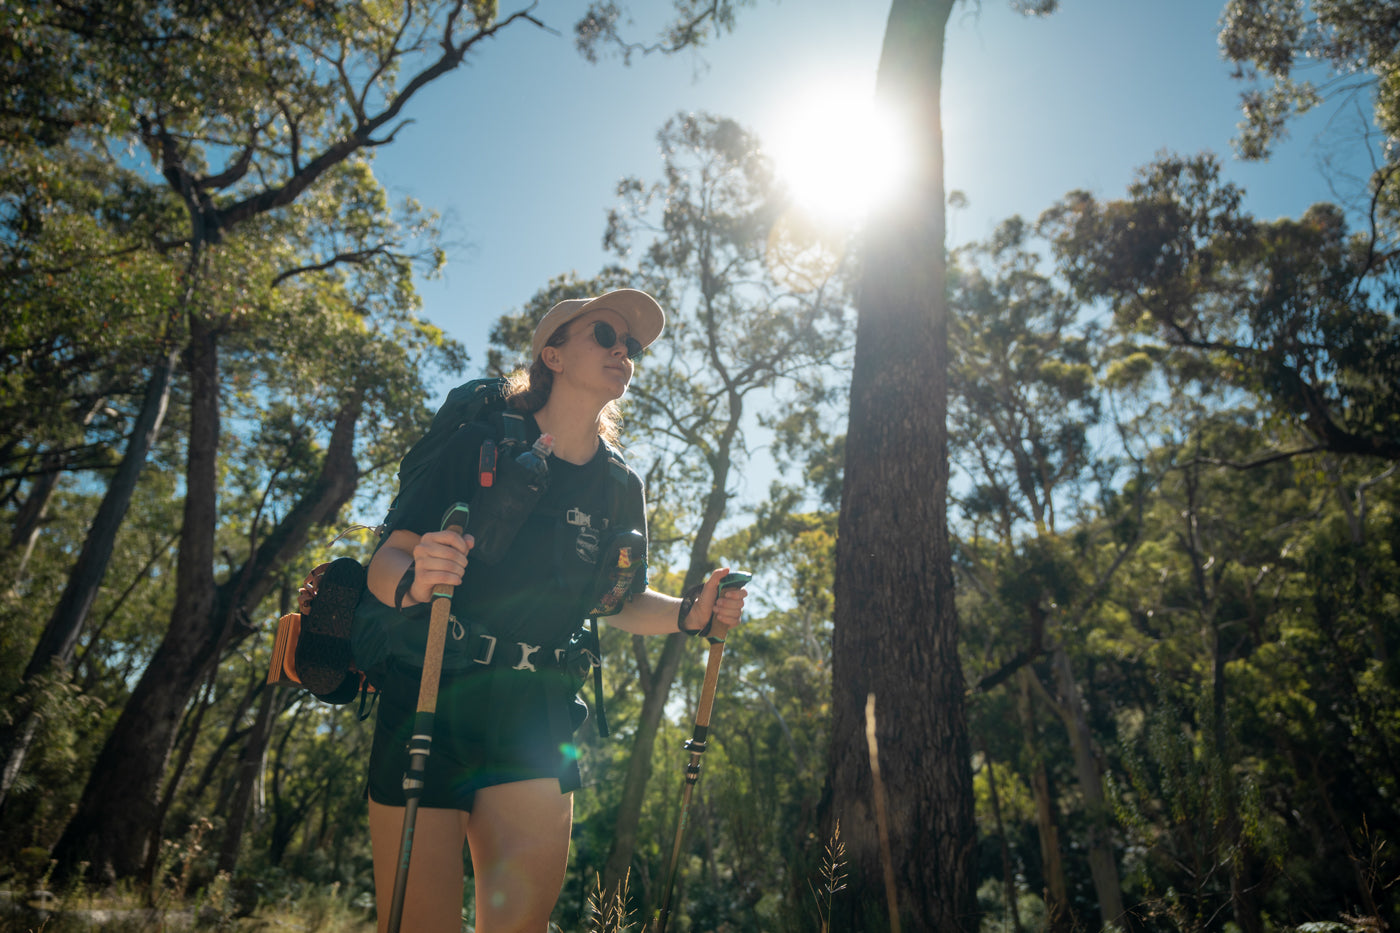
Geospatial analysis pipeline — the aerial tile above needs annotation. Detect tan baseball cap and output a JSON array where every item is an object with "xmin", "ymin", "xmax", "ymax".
[{"xmin": 531, "ymin": 288, "xmax": 666, "ymax": 360}]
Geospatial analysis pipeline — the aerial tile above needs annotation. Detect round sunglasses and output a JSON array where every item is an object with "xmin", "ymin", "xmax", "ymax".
[{"xmin": 590, "ymin": 320, "xmax": 644, "ymax": 359}]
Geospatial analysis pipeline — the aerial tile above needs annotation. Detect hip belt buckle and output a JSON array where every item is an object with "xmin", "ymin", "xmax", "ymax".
[
  {"xmin": 471, "ymin": 633, "xmax": 497, "ymax": 666},
  {"xmin": 514, "ymin": 642, "xmax": 542, "ymax": 672}
]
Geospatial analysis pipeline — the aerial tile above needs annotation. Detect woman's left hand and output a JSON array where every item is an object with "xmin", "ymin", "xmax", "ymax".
[{"xmin": 683, "ymin": 567, "xmax": 749, "ymax": 636}]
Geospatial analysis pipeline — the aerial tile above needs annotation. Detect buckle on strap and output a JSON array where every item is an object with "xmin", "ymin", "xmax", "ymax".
[
  {"xmin": 514, "ymin": 642, "xmax": 542, "ymax": 672},
  {"xmin": 471, "ymin": 633, "xmax": 497, "ymax": 665}
]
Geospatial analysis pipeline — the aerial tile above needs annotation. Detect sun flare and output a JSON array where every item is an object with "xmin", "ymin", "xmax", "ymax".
[{"xmin": 766, "ymin": 84, "xmax": 912, "ymax": 227}]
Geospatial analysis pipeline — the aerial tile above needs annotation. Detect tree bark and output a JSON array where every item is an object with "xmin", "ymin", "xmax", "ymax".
[{"xmin": 827, "ymin": 2, "xmax": 976, "ymax": 930}]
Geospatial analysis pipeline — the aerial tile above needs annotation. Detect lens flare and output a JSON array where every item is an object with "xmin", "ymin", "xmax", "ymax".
[{"xmin": 767, "ymin": 84, "xmax": 913, "ymax": 227}]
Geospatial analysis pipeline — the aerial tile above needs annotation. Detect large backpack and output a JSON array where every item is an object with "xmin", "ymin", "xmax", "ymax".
[
  {"xmin": 269, "ymin": 377, "xmax": 641, "ymax": 717},
  {"xmin": 378, "ymin": 377, "xmax": 512, "ymax": 539}
]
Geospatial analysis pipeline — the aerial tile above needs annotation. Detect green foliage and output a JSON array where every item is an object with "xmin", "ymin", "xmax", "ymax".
[
  {"xmin": 1041, "ymin": 152, "xmax": 1400, "ymax": 462},
  {"xmin": 1219, "ymin": 0, "xmax": 1392, "ymax": 164},
  {"xmin": 9, "ymin": 0, "xmax": 1400, "ymax": 926}
]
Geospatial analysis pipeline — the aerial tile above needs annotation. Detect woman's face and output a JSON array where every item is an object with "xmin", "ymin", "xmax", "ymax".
[{"xmin": 549, "ymin": 308, "xmax": 635, "ymax": 401}]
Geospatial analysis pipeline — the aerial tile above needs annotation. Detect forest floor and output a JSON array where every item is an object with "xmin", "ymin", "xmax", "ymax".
[{"xmin": 0, "ymin": 889, "xmax": 380, "ymax": 932}]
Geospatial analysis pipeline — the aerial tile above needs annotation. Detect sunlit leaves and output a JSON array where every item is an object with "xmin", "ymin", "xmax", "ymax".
[{"xmin": 1220, "ymin": 0, "xmax": 1396, "ymax": 164}]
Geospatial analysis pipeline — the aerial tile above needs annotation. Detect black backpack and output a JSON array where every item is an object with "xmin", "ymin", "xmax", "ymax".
[{"xmin": 271, "ymin": 377, "xmax": 640, "ymax": 715}]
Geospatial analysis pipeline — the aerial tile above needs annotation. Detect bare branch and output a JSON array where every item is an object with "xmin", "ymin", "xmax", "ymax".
[
  {"xmin": 1185, "ymin": 446, "xmax": 1328, "ymax": 471},
  {"xmin": 215, "ymin": 7, "xmax": 547, "ymax": 231},
  {"xmin": 270, "ymin": 246, "xmax": 400, "ymax": 286}
]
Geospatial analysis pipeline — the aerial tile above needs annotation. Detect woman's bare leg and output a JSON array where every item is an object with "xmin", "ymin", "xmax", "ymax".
[
  {"xmin": 465, "ymin": 778, "xmax": 573, "ymax": 933},
  {"xmin": 368, "ymin": 800, "xmax": 471, "ymax": 933}
]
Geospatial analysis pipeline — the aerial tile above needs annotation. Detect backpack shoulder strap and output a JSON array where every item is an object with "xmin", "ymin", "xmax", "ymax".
[
  {"xmin": 499, "ymin": 410, "xmax": 528, "ymax": 445},
  {"xmin": 598, "ymin": 439, "xmax": 636, "ymax": 531}
]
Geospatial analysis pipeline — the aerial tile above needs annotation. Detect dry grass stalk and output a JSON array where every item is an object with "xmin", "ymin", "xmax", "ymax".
[
  {"xmin": 814, "ymin": 818, "xmax": 848, "ymax": 933},
  {"xmin": 586, "ymin": 869, "xmax": 635, "ymax": 933}
]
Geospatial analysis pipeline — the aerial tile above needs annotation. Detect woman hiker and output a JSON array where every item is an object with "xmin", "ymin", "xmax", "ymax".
[{"xmin": 362, "ymin": 288, "xmax": 750, "ymax": 933}]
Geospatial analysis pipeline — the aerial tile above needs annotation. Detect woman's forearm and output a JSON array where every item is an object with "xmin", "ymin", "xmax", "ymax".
[
  {"xmin": 367, "ymin": 530, "xmax": 418, "ymax": 607},
  {"xmin": 608, "ymin": 588, "xmax": 685, "ymax": 636}
]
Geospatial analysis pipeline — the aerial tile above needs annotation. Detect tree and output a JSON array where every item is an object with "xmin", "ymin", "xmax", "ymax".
[
  {"xmin": 1218, "ymin": 0, "xmax": 1399, "ymax": 174},
  {"xmin": 945, "ymin": 221, "xmax": 1133, "ymax": 928},
  {"xmin": 828, "ymin": 2, "xmax": 976, "ymax": 929},
  {"xmin": 1042, "ymin": 153, "xmax": 1400, "ymax": 464},
  {"xmin": 19, "ymin": 0, "xmax": 516, "ymax": 879}
]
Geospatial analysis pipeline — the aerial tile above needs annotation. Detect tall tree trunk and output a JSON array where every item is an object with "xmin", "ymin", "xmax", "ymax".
[
  {"xmin": 827, "ymin": 2, "xmax": 976, "ymax": 930},
  {"xmin": 1048, "ymin": 646, "xmax": 1124, "ymax": 928},
  {"xmin": 141, "ymin": 671, "xmax": 219, "ymax": 893},
  {"xmin": 0, "ymin": 350, "xmax": 178, "ymax": 810},
  {"xmin": 19, "ymin": 352, "xmax": 178, "ymax": 683},
  {"xmin": 5, "ymin": 452, "xmax": 60, "ymax": 583},
  {"xmin": 1018, "ymin": 668, "xmax": 1071, "ymax": 930},
  {"xmin": 979, "ymin": 739, "xmax": 1024, "ymax": 933},
  {"xmin": 603, "ymin": 634, "xmax": 685, "ymax": 900},
  {"xmin": 218, "ymin": 683, "xmax": 280, "ymax": 874},
  {"xmin": 4, "ymin": 395, "xmax": 108, "ymax": 576},
  {"xmin": 51, "ymin": 352, "xmax": 362, "ymax": 881}
]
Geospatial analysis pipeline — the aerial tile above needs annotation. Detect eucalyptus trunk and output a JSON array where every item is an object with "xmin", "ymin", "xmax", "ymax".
[
  {"xmin": 5, "ymin": 452, "xmax": 60, "ymax": 581},
  {"xmin": 1019, "ymin": 668, "xmax": 1071, "ymax": 929},
  {"xmin": 827, "ymin": 1, "xmax": 976, "ymax": 929},
  {"xmin": 217, "ymin": 683, "xmax": 280, "ymax": 874},
  {"xmin": 51, "ymin": 315, "xmax": 222, "ymax": 881}
]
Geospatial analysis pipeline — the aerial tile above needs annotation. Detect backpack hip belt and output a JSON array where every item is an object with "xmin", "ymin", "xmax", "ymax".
[{"xmin": 451, "ymin": 619, "xmax": 569, "ymax": 673}]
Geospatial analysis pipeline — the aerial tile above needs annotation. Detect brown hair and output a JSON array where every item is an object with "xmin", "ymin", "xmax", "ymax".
[{"xmin": 503, "ymin": 317, "xmax": 622, "ymax": 446}]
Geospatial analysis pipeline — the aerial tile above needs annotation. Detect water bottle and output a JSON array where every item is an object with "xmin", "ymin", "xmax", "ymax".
[{"xmin": 517, "ymin": 433, "xmax": 554, "ymax": 491}]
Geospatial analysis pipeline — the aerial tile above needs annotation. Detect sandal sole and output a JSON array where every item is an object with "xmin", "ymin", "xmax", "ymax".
[{"xmin": 295, "ymin": 557, "xmax": 366, "ymax": 697}]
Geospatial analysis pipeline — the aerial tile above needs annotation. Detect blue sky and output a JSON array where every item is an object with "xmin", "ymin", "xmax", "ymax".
[{"xmin": 372, "ymin": 0, "xmax": 1375, "ymax": 373}]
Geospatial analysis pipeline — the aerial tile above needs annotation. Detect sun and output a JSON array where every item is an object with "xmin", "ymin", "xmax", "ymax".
[{"xmin": 765, "ymin": 83, "xmax": 913, "ymax": 228}]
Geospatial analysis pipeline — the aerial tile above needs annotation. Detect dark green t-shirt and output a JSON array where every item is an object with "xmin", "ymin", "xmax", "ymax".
[{"xmin": 392, "ymin": 416, "xmax": 648, "ymax": 651}]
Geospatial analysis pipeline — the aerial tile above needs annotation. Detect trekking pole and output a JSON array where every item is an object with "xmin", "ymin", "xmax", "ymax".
[
  {"xmin": 653, "ymin": 571, "xmax": 752, "ymax": 933},
  {"xmin": 387, "ymin": 502, "xmax": 470, "ymax": 933}
]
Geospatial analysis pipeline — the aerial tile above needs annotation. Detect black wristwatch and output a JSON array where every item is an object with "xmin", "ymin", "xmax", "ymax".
[
  {"xmin": 676, "ymin": 581, "xmax": 713, "ymax": 637},
  {"xmin": 394, "ymin": 562, "xmax": 416, "ymax": 611}
]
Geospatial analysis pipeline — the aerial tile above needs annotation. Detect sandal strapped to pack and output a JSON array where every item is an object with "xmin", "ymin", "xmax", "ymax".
[{"xmin": 294, "ymin": 556, "xmax": 367, "ymax": 701}]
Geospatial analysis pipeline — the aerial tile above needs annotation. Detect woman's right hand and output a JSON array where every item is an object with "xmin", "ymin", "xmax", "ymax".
[{"xmin": 406, "ymin": 530, "xmax": 474, "ymax": 606}]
